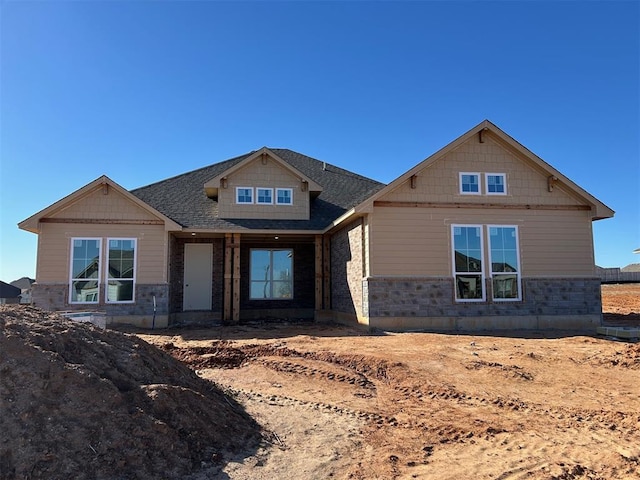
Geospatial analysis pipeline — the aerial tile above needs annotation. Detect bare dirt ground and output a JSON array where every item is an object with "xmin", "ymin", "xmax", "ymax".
[{"xmin": 1, "ymin": 284, "xmax": 639, "ymax": 479}]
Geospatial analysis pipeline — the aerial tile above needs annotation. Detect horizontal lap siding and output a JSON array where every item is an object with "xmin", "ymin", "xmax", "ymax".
[
  {"xmin": 36, "ymin": 223, "xmax": 168, "ymax": 283},
  {"xmin": 370, "ymin": 207, "xmax": 594, "ymax": 277}
]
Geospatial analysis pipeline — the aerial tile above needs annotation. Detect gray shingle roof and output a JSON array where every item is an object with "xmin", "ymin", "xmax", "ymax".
[{"xmin": 130, "ymin": 149, "xmax": 385, "ymax": 231}]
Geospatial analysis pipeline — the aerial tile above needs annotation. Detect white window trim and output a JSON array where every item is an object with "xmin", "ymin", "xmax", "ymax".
[
  {"xmin": 276, "ymin": 188, "xmax": 293, "ymax": 205},
  {"xmin": 459, "ymin": 172, "xmax": 481, "ymax": 195},
  {"xmin": 69, "ymin": 238, "xmax": 102, "ymax": 304},
  {"xmin": 256, "ymin": 187, "xmax": 274, "ymax": 205},
  {"xmin": 485, "ymin": 173, "xmax": 507, "ymax": 195},
  {"xmin": 106, "ymin": 238, "xmax": 137, "ymax": 304},
  {"xmin": 451, "ymin": 224, "xmax": 486, "ymax": 302},
  {"xmin": 487, "ymin": 225, "xmax": 521, "ymax": 301},
  {"xmin": 236, "ymin": 186, "xmax": 253, "ymax": 204}
]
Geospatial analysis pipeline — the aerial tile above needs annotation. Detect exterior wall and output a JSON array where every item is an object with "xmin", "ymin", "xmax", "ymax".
[
  {"xmin": 363, "ymin": 277, "xmax": 602, "ymax": 331},
  {"xmin": 369, "ymin": 207, "xmax": 596, "ymax": 277},
  {"xmin": 330, "ymin": 219, "xmax": 364, "ymax": 322},
  {"xmin": 169, "ymin": 237, "xmax": 225, "ymax": 318},
  {"xmin": 217, "ymin": 157, "xmax": 309, "ymax": 220},
  {"xmin": 239, "ymin": 240, "xmax": 315, "ymax": 319}
]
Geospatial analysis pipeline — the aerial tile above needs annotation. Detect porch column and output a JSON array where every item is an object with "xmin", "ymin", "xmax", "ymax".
[
  {"xmin": 323, "ymin": 234, "xmax": 331, "ymax": 309},
  {"xmin": 315, "ymin": 235, "xmax": 323, "ymax": 311},
  {"xmin": 224, "ymin": 233, "xmax": 232, "ymax": 322},
  {"xmin": 232, "ymin": 233, "xmax": 241, "ymax": 323}
]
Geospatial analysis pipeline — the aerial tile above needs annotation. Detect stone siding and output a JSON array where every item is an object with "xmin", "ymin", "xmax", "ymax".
[
  {"xmin": 364, "ymin": 276, "xmax": 602, "ymax": 320},
  {"xmin": 32, "ymin": 282, "xmax": 169, "ymax": 317},
  {"xmin": 330, "ymin": 219, "xmax": 363, "ymax": 316}
]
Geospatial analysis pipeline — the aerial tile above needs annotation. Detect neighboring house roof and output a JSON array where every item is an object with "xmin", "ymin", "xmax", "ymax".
[
  {"xmin": 341, "ymin": 120, "xmax": 614, "ymax": 226},
  {"xmin": 19, "ymin": 176, "xmax": 183, "ymax": 234},
  {"xmin": 621, "ymin": 263, "xmax": 640, "ymax": 273},
  {"xmin": 10, "ymin": 277, "xmax": 34, "ymax": 290},
  {"xmin": 0, "ymin": 281, "xmax": 21, "ymax": 299},
  {"xmin": 131, "ymin": 148, "xmax": 385, "ymax": 231}
]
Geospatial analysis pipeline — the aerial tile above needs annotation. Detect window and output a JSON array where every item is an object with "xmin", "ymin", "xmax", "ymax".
[
  {"xmin": 106, "ymin": 239, "xmax": 136, "ymax": 303},
  {"xmin": 452, "ymin": 226, "xmax": 484, "ymax": 301},
  {"xmin": 276, "ymin": 188, "xmax": 293, "ymax": 205},
  {"xmin": 256, "ymin": 188, "xmax": 273, "ymax": 204},
  {"xmin": 488, "ymin": 226, "xmax": 520, "ymax": 300},
  {"xmin": 70, "ymin": 238, "xmax": 101, "ymax": 303},
  {"xmin": 486, "ymin": 173, "xmax": 506, "ymax": 195},
  {"xmin": 236, "ymin": 187, "xmax": 253, "ymax": 204},
  {"xmin": 460, "ymin": 173, "xmax": 480, "ymax": 194},
  {"xmin": 250, "ymin": 249, "xmax": 293, "ymax": 300}
]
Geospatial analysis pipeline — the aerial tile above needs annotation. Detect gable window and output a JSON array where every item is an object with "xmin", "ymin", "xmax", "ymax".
[
  {"xmin": 488, "ymin": 226, "xmax": 521, "ymax": 300},
  {"xmin": 107, "ymin": 239, "xmax": 136, "ymax": 303},
  {"xmin": 250, "ymin": 249, "xmax": 293, "ymax": 300},
  {"xmin": 70, "ymin": 238, "xmax": 101, "ymax": 303},
  {"xmin": 486, "ymin": 173, "xmax": 507, "ymax": 195},
  {"xmin": 236, "ymin": 187, "xmax": 253, "ymax": 204},
  {"xmin": 452, "ymin": 226, "xmax": 484, "ymax": 301},
  {"xmin": 256, "ymin": 188, "xmax": 273, "ymax": 204},
  {"xmin": 276, "ymin": 188, "xmax": 293, "ymax": 205},
  {"xmin": 459, "ymin": 173, "xmax": 480, "ymax": 195}
]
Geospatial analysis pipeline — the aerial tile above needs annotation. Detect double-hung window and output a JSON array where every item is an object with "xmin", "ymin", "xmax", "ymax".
[
  {"xmin": 107, "ymin": 239, "xmax": 136, "ymax": 302},
  {"xmin": 70, "ymin": 238, "xmax": 102, "ymax": 304},
  {"xmin": 276, "ymin": 188, "xmax": 293, "ymax": 205},
  {"xmin": 452, "ymin": 226, "xmax": 485, "ymax": 301},
  {"xmin": 486, "ymin": 173, "xmax": 507, "ymax": 195},
  {"xmin": 488, "ymin": 226, "xmax": 520, "ymax": 300},
  {"xmin": 236, "ymin": 187, "xmax": 253, "ymax": 204},
  {"xmin": 256, "ymin": 188, "xmax": 273, "ymax": 204},
  {"xmin": 459, "ymin": 173, "xmax": 480, "ymax": 194},
  {"xmin": 250, "ymin": 249, "xmax": 293, "ymax": 300},
  {"xmin": 69, "ymin": 237, "xmax": 136, "ymax": 304}
]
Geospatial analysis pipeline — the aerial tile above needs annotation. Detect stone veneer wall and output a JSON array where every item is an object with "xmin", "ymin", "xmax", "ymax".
[
  {"xmin": 330, "ymin": 219, "xmax": 363, "ymax": 318},
  {"xmin": 364, "ymin": 277, "xmax": 602, "ymax": 330},
  {"xmin": 32, "ymin": 283, "xmax": 169, "ymax": 319}
]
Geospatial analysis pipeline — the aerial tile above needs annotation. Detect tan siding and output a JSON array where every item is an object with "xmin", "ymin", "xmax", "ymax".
[
  {"xmin": 379, "ymin": 134, "xmax": 584, "ymax": 207},
  {"xmin": 50, "ymin": 187, "xmax": 159, "ymax": 221},
  {"xmin": 369, "ymin": 207, "xmax": 594, "ymax": 277},
  {"xmin": 36, "ymin": 223, "xmax": 168, "ymax": 284},
  {"xmin": 218, "ymin": 157, "xmax": 309, "ymax": 219}
]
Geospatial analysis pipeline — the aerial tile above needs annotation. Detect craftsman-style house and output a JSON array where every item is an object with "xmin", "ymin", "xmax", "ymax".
[{"xmin": 19, "ymin": 121, "xmax": 614, "ymax": 330}]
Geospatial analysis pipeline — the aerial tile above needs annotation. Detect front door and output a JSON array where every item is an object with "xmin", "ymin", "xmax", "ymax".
[{"xmin": 183, "ymin": 243, "xmax": 213, "ymax": 310}]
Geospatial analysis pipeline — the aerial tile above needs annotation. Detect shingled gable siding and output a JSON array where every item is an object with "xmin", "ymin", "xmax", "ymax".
[
  {"xmin": 363, "ymin": 276, "xmax": 602, "ymax": 330},
  {"xmin": 169, "ymin": 237, "xmax": 224, "ymax": 317},
  {"xmin": 239, "ymin": 241, "xmax": 315, "ymax": 318},
  {"xmin": 330, "ymin": 219, "xmax": 364, "ymax": 320}
]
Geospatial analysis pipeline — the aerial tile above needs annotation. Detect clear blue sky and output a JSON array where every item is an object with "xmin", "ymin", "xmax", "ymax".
[{"xmin": 1, "ymin": 0, "xmax": 638, "ymax": 282}]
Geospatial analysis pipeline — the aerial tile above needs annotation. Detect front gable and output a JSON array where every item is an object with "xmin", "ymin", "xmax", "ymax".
[
  {"xmin": 205, "ymin": 148, "xmax": 323, "ymax": 221},
  {"xmin": 354, "ymin": 120, "xmax": 614, "ymax": 221},
  {"xmin": 19, "ymin": 176, "xmax": 181, "ymax": 233}
]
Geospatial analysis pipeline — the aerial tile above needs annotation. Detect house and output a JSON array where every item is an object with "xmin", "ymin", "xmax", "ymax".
[
  {"xmin": 10, "ymin": 277, "xmax": 35, "ymax": 304},
  {"xmin": 0, "ymin": 281, "xmax": 22, "ymax": 304},
  {"xmin": 18, "ymin": 120, "xmax": 614, "ymax": 330}
]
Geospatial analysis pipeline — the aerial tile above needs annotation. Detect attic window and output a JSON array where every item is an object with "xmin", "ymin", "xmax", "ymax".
[
  {"xmin": 459, "ymin": 173, "xmax": 480, "ymax": 195},
  {"xmin": 236, "ymin": 187, "xmax": 253, "ymax": 204},
  {"xmin": 276, "ymin": 188, "xmax": 293, "ymax": 205},
  {"xmin": 256, "ymin": 188, "xmax": 273, "ymax": 204},
  {"xmin": 485, "ymin": 174, "xmax": 506, "ymax": 195}
]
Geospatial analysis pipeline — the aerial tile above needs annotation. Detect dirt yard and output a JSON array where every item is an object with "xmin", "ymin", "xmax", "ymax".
[{"xmin": 1, "ymin": 284, "xmax": 639, "ymax": 479}]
